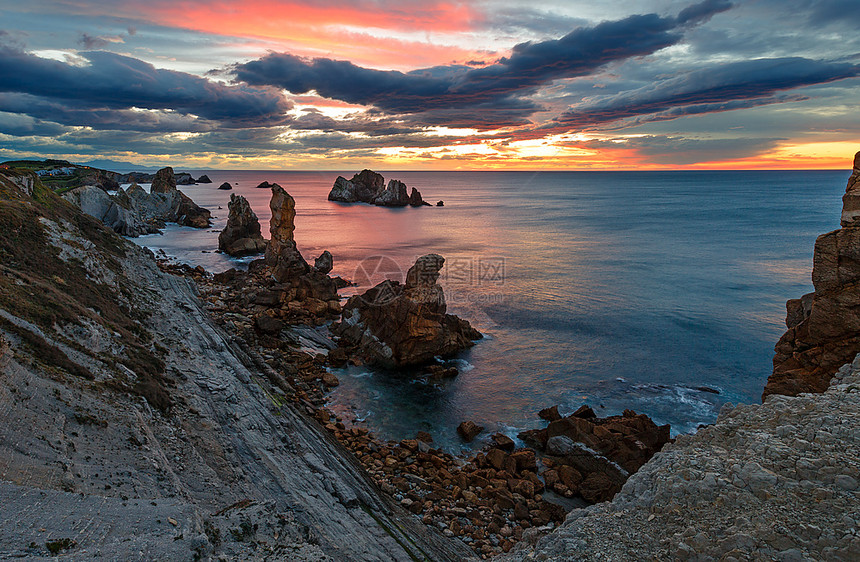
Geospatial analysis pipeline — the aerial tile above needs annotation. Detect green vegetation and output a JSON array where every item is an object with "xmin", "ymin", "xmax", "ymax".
[
  {"xmin": 1, "ymin": 159, "xmax": 118, "ymax": 192},
  {"xmin": 45, "ymin": 538, "xmax": 76, "ymax": 555},
  {"xmin": 0, "ymin": 170, "xmax": 171, "ymax": 410}
]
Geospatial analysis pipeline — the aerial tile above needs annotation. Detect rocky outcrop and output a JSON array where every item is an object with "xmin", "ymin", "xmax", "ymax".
[
  {"xmin": 66, "ymin": 177, "xmax": 211, "ymax": 234},
  {"xmin": 264, "ymin": 183, "xmax": 309, "ymax": 282},
  {"xmin": 218, "ymin": 194, "xmax": 266, "ymax": 256},
  {"xmin": 768, "ymin": 151, "xmax": 860, "ymax": 399},
  {"xmin": 175, "ymin": 172, "xmax": 195, "ymax": 185},
  {"xmin": 218, "ymin": 181, "xmax": 232, "ymax": 190},
  {"xmin": 518, "ymin": 407, "xmax": 671, "ymax": 503},
  {"xmin": 62, "ymin": 185, "xmax": 157, "ymax": 236},
  {"xmin": 314, "ymin": 250, "xmax": 333, "ymax": 274},
  {"xmin": 328, "ymin": 169, "xmax": 430, "ymax": 207},
  {"xmin": 501, "ymin": 364, "xmax": 860, "ymax": 562},
  {"xmin": 333, "ymin": 254, "xmax": 482, "ymax": 367},
  {"xmin": 149, "ymin": 166, "xmax": 176, "ymax": 193},
  {"xmin": 196, "ymin": 174, "xmax": 212, "ymax": 183}
]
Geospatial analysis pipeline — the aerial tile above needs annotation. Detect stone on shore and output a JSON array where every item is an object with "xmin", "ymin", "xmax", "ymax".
[
  {"xmin": 768, "ymin": 150, "xmax": 860, "ymax": 398},
  {"xmin": 333, "ymin": 254, "xmax": 482, "ymax": 367},
  {"xmin": 218, "ymin": 194, "xmax": 266, "ymax": 256},
  {"xmin": 457, "ymin": 421, "xmax": 484, "ymax": 442},
  {"xmin": 538, "ymin": 405, "xmax": 562, "ymax": 422}
]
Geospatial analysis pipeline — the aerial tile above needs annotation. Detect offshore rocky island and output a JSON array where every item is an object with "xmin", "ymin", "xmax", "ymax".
[{"xmin": 0, "ymin": 155, "xmax": 858, "ymax": 560}]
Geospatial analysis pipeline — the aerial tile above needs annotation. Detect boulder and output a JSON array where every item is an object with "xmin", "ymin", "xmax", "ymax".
[
  {"xmin": 409, "ymin": 187, "xmax": 429, "ymax": 207},
  {"xmin": 314, "ymin": 250, "xmax": 333, "ymax": 274},
  {"xmin": 218, "ymin": 194, "xmax": 266, "ymax": 256},
  {"xmin": 768, "ymin": 150, "xmax": 860, "ymax": 398},
  {"xmin": 175, "ymin": 191, "xmax": 211, "ymax": 228},
  {"xmin": 457, "ymin": 421, "xmax": 484, "ymax": 442},
  {"xmin": 196, "ymin": 174, "xmax": 212, "ymax": 183},
  {"xmin": 538, "ymin": 405, "xmax": 562, "ymax": 422},
  {"xmin": 218, "ymin": 182, "xmax": 232, "ymax": 190},
  {"xmin": 333, "ymin": 254, "xmax": 482, "ymax": 367},
  {"xmin": 264, "ymin": 183, "xmax": 309, "ymax": 282},
  {"xmin": 149, "ymin": 166, "xmax": 176, "ymax": 193},
  {"xmin": 256, "ymin": 181, "xmax": 275, "ymax": 189},
  {"xmin": 436, "ymin": 201, "xmax": 444, "ymax": 207},
  {"xmin": 175, "ymin": 172, "xmax": 195, "ymax": 185}
]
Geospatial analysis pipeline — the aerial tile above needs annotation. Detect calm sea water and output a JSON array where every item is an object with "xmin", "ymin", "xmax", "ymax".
[{"xmin": 130, "ymin": 170, "xmax": 848, "ymax": 451}]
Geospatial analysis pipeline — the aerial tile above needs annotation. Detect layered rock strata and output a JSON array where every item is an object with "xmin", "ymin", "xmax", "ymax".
[
  {"xmin": 768, "ymin": 151, "xmax": 860, "ymax": 398},
  {"xmin": 334, "ymin": 254, "xmax": 482, "ymax": 367},
  {"xmin": 264, "ymin": 183, "xmax": 310, "ymax": 282}
]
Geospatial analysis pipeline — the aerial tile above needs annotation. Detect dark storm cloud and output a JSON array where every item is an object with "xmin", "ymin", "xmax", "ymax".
[
  {"xmin": 234, "ymin": 1, "xmax": 734, "ymax": 118},
  {"xmin": 0, "ymin": 45, "xmax": 291, "ymax": 127},
  {"xmin": 556, "ymin": 57, "xmax": 859, "ymax": 129},
  {"xmin": 78, "ymin": 33, "xmax": 114, "ymax": 49}
]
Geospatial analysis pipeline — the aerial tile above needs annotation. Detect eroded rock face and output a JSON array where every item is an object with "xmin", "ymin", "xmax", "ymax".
[
  {"xmin": 518, "ymin": 407, "xmax": 671, "ymax": 503},
  {"xmin": 63, "ymin": 185, "xmax": 157, "ymax": 237},
  {"xmin": 768, "ymin": 151, "xmax": 860, "ymax": 399},
  {"xmin": 264, "ymin": 183, "xmax": 309, "ymax": 282},
  {"xmin": 149, "ymin": 166, "xmax": 176, "ymax": 194},
  {"xmin": 314, "ymin": 250, "xmax": 333, "ymax": 274},
  {"xmin": 218, "ymin": 194, "xmax": 266, "ymax": 256},
  {"xmin": 334, "ymin": 254, "xmax": 482, "ymax": 367},
  {"xmin": 328, "ymin": 170, "xmax": 428, "ymax": 207}
]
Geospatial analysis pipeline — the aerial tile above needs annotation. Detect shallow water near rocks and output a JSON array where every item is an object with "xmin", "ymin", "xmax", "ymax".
[{"xmin": 131, "ymin": 169, "xmax": 847, "ymax": 452}]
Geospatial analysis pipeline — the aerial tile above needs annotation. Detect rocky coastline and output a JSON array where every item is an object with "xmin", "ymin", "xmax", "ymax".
[{"xmin": 2, "ymin": 153, "xmax": 859, "ymax": 560}]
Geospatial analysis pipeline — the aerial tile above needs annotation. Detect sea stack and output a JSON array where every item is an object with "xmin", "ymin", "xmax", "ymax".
[
  {"xmin": 768, "ymin": 150, "xmax": 860, "ymax": 399},
  {"xmin": 264, "ymin": 183, "xmax": 309, "ymax": 282},
  {"xmin": 149, "ymin": 166, "xmax": 176, "ymax": 194},
  {"xmin": 218, "ymin": 194, "xmax": 266, "ymax": 256},
  {"xmin": 328, "ymin": 169, "xmax": 429, "ymax": 207},
  {"xmin": 334, "ymin": 254, "xmax": 482, "ymax": 367}
]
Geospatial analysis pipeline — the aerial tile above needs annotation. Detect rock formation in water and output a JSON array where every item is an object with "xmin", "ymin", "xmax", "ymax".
[
  {"xmin": 64, "ymin": 168, "xmax": 211, "ymax": 234},
  {"xmin": 767, "ymin": 151, "xmax": 860, "ymax": 398},
  {"xmin": 218, "ymin": 194, "xmax": 267, "ymax": 256},
  {"xmin": 196, "ymin": 174, "xmax": 212, "ymax": 183},
  {"xmin": 328, "ymin": 169, "xmax": 430, "ymax": 207},
  {"xmin": 333, "ymin": 254, "xmax": 482, "ymax": 367},
  {"xmin": 264, "ymin": 183, "xmax": 310, "ymax": 282},
  {"xmin": 314, "ymin": 250, "xmax": 333, "ymax": 274},
  {"xmin": 149, "ymin": 166, "xmax": 177, "ymax": 193},
  {"xmin": 217, "ymin": 181, "xmax": 232, "ymax": 190}
]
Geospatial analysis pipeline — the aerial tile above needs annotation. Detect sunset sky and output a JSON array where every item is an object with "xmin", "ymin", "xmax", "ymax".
[{"xmin": 0, "ymin": 0, "xmax": 858, "ymax": 170}]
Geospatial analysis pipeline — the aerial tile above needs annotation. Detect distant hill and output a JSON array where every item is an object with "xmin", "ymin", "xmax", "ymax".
[{"xmin": 78, "ymin": 159, "xmax": 160, "ymax": 172}]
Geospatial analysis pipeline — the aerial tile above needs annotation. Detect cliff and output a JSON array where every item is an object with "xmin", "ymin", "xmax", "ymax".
[
  {"xmin": 0, "ymin": 170, "xmax": 472, "ymax": 561},
  {"xmin": 767, "ymin": 151, "xmax": 860, "ymax": 398}
]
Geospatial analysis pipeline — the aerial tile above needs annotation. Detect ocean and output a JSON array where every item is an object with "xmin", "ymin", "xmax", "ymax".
[{"xmin": 130, "ymin": 169, "xmax": 848, "ymax": 451}]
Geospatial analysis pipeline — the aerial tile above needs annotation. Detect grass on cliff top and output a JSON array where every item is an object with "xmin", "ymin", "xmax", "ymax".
[{"xmin": 0, "ymin": 171, "xmax": 172, "ymax": 410}]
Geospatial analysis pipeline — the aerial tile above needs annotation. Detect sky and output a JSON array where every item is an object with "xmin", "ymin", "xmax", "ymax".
[{"xmin": 0, "ymin": 0, "xmax": 858, "ymax": 170}]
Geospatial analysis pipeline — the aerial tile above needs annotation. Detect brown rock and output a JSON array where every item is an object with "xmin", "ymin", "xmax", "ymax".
[
  {"xmin": 768, "ymin": 151, "xmax": 860, "ymax": 399},
  {"xmin": 491, "ymin": 433, "xmax": 515, "ymax": 452},
  {"xmin": 218, "ymin": 194, "xmax": 266, "ymax": 256},
  {"xmin": 557, "ymin": 465, "xmax": 582, "ymax": 491},
  {"xmin": 416, "ymin": 431, "xmax": 433, "ymax": 443},
  {"xmin": 457, "ymin": 421, "xmax": 484, "ymax": 442},
  {"xmin": 255, "ymin": 315, "xmax": 283, "ymax": 334},
  {"xmin": 572, "ymin": 405, "xmax": 596, "ymax": 419},
  {"xmin": 321, "ymin": 372, "xmax": 339, "ymax": 388},
  {"xmin": 264, "ymin": 183, "xmax": 309, "ymax": 282},
  {"xmin": 579, "ymin": 471, "xmax": 620, "ymax": 503},
  {"xmin": 486, "ymin": 448, "xmax": 507, "ymax": 470},
  {"xmin": 538, "ymin": 405, "xmax": 562, "ymax": 422},
  {"xmin": 333, "ymin": 254, "xmax": 482, "ymax": 367},
  {"xmin": 150, "ymin": 166, "xmax": 176, "ymax": 194},
  {"xmin": 510, "ymin": 449, "xmax": 536, "ymax": 472}
]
